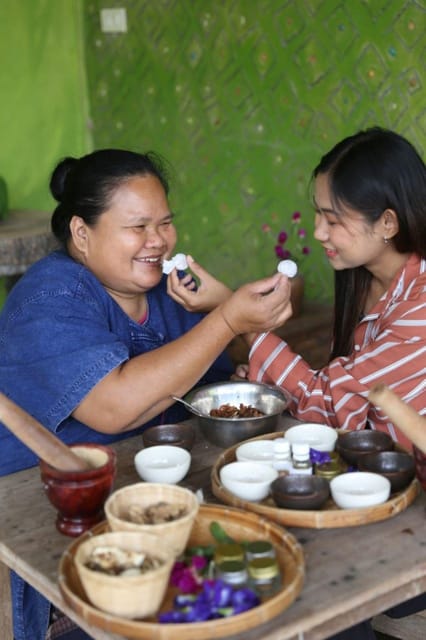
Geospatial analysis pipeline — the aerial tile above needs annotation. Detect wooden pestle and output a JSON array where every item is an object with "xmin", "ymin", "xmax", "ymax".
[
  {"xmin": 0, "ymin": 392, "xmax": 90, "ymax": 471},
  {"xmin": 368, "ymin": 383, "xmax": 426, "ymax": 454}
]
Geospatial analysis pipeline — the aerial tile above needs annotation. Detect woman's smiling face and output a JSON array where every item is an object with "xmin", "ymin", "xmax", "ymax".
[
  {"xmin": 71, "ymin": 174, "xmax": 177, "ymax": 298},
  {"xmin": 313, "ymin": 173, "xmax": 387, "ymax": 271}
]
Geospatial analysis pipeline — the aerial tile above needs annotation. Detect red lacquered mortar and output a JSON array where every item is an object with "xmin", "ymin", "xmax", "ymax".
[{"xmin": 39, "ymin": 443, "xmax": 116, "ymax": 537}]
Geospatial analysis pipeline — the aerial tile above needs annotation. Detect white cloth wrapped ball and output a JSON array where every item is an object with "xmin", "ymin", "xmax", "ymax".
[{"xmin": 277, "ymin": 259, "xmax": 298, "ymax": 278}]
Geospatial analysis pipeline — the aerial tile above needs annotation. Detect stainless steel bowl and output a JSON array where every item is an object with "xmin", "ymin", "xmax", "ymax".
[{"xmin": 183, "ymin": 381, "xmax": 290, "ymax": 448}]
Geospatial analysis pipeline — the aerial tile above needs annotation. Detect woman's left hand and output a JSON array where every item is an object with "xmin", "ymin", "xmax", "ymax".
[{"xmin": 167, "ymin": 255, "xmax": 233, "ymax": 312}]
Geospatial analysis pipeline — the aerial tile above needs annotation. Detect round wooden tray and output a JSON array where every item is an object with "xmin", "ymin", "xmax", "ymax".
[
  {"xmin": 211, "ymin": 432, "xmax": 419, "ymax": 529},
  {"xmin": 59, "ymin": 502, "xmax": 304, "ymax": 639}
]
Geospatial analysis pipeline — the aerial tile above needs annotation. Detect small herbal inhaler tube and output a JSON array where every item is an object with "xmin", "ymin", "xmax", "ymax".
[
  {"xmin": 162, "ymin": 253, "xmax": 197, "ymax": 288},
  {"xmin": 277, "ymin": 259, "xmax": 298, "ymax": 278}
]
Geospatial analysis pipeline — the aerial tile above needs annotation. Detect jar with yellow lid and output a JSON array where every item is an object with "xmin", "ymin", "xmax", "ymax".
[
  {"xmin": 315, "ymin": 452, "xmax": 346, "ymax": 481},
  {"xmin": 245, "ymin": 540, "xmax": 276, "ymax": 562},
  {"xmin": 214, "ymin": 542, "xmax": 245, "ymax": 565},
  {"xmin": 247, "ymin": 557, "xmax": 281, "ymax": 598},
  {"xmin": 215, "ymin": 560, "xmax": 249, "ymax": 588}
]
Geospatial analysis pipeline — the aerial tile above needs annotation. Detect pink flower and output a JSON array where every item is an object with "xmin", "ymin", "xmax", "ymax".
[
  {"xmin": 261, "ymin": 223, "xmax": 271, "ymax": 233},
  {"xmin": 298, "ymin": 228, "xmax": 306, "ymax": 238}
]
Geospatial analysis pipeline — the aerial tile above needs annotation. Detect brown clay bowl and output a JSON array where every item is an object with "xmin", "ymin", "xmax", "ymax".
[
  {"xmin": 358, "ymin": 451, "xmax": 416, "ymax": 493},
  {"xmin": 142, "ymin": 422, "xmax": 195, "ymax": 451},
  {"xmin": 271, "ymin": 475, "xmax": 330, "ymax": 510},
  {"xmin": 336, "ymin": 431, "xmax": 394, "ymax": 467}
]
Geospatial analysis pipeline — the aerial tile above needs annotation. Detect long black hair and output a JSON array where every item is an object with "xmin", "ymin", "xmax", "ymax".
[{"xmin": 312, "ymin": 127, "xmax": 426, "ymax": 359}]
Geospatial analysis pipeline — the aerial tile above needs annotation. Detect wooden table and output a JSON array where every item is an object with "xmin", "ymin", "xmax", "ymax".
[{"xmin": 1, "ymin": 416, "xmax": 426, "ymax": 640}]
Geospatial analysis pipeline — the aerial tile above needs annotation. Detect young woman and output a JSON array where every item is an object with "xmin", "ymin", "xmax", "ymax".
[
  {"xmin": 0, "ymin": 149, "xmax": 292, "ymax": 640},
  {"xmin": 171, "ymin": 127, "xmax": 426, "ymax": 451},
  {"xmin": 168, "ymin": 125, "xmax": 426, "ymax": 640}
]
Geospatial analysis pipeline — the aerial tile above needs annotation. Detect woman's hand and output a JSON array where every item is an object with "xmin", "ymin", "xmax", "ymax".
[
  {"xmin": 231, "ymin": 364, "xmax": 249, "ymax": 380},
  {"xmin": 219, "ymin": 272, "xmax": 293, "ymax": 336},
  {"xmin": 167, "ymin": 255, "xmax": 233, "ymax": 312}
]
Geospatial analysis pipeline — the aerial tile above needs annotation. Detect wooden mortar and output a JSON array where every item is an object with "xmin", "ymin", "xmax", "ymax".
[{"xmin": 0, "ymin": 392, "xmax": 90, "ymax": 471}]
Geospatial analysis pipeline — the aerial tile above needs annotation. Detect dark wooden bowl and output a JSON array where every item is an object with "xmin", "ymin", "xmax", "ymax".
[
  {"xmin": 358, "ymin": 451, "xmax": 415, "ymax": 493},
  {"xmin": 142, "ymin": 423, "xmax": 195, "ymax": 451},
  {"xmin": 271, "ymin": 475, "xmax": 330, "ymax": 510},
  {"xmin": 336, "ymin": 431, "xmax": 394, "ymax": 467}
]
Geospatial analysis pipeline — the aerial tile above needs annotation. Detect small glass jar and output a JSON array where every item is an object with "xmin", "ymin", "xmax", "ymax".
[
  {"xmin": 247, "ymin": 557, "xmax": 281, "ymax": 598},
  {"xmin": 215, "ymin": 560, "xmax": 249, "ymax": 588},
  {"xmin": 290, "ymin": 443, "xmax": 313, "ymax": 475},
  {"xmin": 245, "ymin": 540, "xmax": 276, "ymax": 562},
  {"xmin": 272, "ymin": 439, "xmax": 292, "ymax": 474},
  {"xmin": 214, "ymin": 542, "xmax": 245, "ymax": 565},
  {"xmin": 315, "ymin": 452, "xmax": 345, "ymax": 481}
]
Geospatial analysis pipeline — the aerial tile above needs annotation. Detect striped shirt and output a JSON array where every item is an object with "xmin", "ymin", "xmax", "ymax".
[{"xmin": 249, "ymin": 253, "xmax": 426, "ymax": 451}]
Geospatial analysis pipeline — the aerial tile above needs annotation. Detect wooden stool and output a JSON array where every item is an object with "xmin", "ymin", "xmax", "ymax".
[{"xmin": 0, "ymin": 209, "xmax": 58, "ymax": 290}]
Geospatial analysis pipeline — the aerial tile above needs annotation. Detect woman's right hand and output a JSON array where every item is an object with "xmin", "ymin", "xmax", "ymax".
[
  {"xmin": 167, "ymin": 255, "xmax": 233, "ymax": 313},
  {"xmin": 219, "ymin": 272, "xmax": 293, "ymax": 335}
]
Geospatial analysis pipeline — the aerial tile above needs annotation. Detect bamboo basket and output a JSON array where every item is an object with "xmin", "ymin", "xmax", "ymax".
[
  {"xmin": 211, "ymin": 432, "xmax": 419, "ymax": 529},
  {"xmin": 59, "ymin": 503, "xmax": 305, "ymax": 639}
]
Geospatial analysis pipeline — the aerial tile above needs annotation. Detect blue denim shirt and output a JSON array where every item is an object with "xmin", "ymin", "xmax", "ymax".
[{"xmin": 0, "ymin": 250, "xmax": 232, "ymax": 639}]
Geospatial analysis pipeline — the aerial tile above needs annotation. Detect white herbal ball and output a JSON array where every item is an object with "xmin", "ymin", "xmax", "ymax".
[
  {"xmin": 162, "ymin": 253, "xmax": 188, "ymax": 274},
  {"xmin": 277, "ymin": 259, "xmax": 298, "ymax": 278},
  {"xmin": 173, "ymin": 253, "xmax": 188, "ymax": 270}
]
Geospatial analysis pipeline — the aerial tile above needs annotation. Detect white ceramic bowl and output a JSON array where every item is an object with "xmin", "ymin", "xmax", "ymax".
[
  {"xmin": 219, "ymin": 461, "xmax": 278, "ymax": 502},
  {"xmin": 330, "ymin": 471, "xmax": 391, "ymax": 509},
  {"xmin": 134, "ymin": 445, "xmax": 191, "ymax": 484},
  {"xmin": 285, "ymin": 423, "xmax": 338, "ymax": 452},
  {"xmin": 235, "ymin": 439, "xmax": 275, "ymax": 464}
]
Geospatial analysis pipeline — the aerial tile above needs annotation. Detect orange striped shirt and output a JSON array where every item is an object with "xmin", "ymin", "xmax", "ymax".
[{"xmin": 249, "ymin": 254, "xmax": 426, "ymax": 451}]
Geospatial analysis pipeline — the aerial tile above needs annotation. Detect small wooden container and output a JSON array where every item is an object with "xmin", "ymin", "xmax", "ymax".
[
  {"xmin": 74, "ymin": 530, "xmax": 174, "ymax": 619},
  {"xmin": 104, "ymin": 482, "xmax": 199, "ymax": 557}
]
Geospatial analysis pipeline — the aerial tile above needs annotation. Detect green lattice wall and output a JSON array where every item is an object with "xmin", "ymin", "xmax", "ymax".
[{"xmin": 83, "ymin": 0, "xmax": 425, "ymax": 301}]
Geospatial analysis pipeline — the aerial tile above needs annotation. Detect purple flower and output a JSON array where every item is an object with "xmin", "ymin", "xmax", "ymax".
[
  {"xmin": 310, "ymin": 449, "xmax": 331, "ymax": 464},
  {"xmin": 298, "ymin": 228, "xmax": 307, "ymax": 238},
  {"xmin": 178, "ymin": 571, "xmax": 200, "ymax": 593},
  {"xmin": 292, "ymin": 211, "xmax": 301, "ymax": 222},
  {"xmin": 302, "ymin": 246, "xmax": 311, "ymax": 255},
  {"xmin": 275, "ymin": 245, "xmax": 285, "ymax": 258},
  {"xmin": 191, "ymin": 555, "xmax": 208, "ymax": 572},
  {"xmin": 277, "ymin": 230, "xmax": 288, "ymax": 244},
  {"xmin": 275, "ymin": 245, "xmax": 291, "ymax": 259}
]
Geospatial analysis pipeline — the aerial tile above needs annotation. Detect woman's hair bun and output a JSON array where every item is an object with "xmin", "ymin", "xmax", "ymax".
[{"xmin": 49, "ymin": 157, "xmax": 78, "ymax": 202}]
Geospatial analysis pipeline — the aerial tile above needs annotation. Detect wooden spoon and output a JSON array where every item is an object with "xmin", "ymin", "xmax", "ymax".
[
  {"xmin": 368, "ymin": 383, "xmax": 426, "ymax": 453},
  {"xmin": 0, "ymin": 392, "xmax": 91, "ymax": 471}
]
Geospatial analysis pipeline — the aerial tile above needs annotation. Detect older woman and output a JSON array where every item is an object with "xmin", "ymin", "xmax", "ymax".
[{"xmin": 0, "ymin": 148, "xmax": 292, "ymax": 640}]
